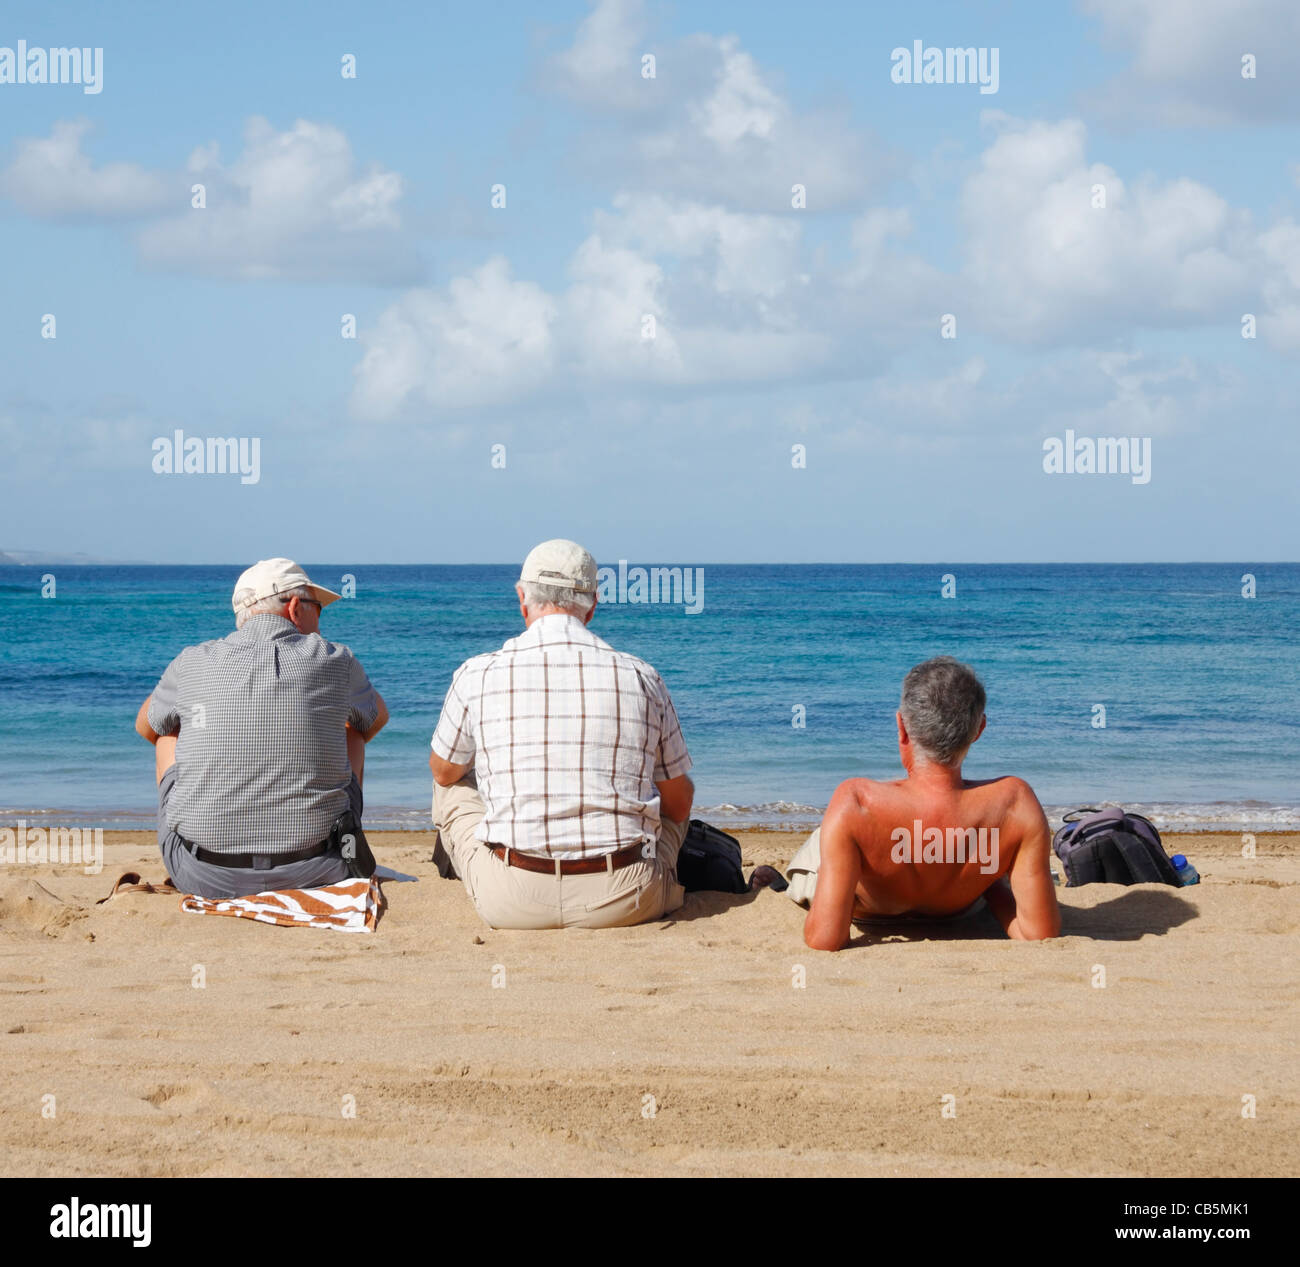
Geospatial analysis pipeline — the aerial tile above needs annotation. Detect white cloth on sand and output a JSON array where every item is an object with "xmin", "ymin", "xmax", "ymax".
[{"xmin": 785, "ymin": 828, "xmax": 821, "ymax": 909}]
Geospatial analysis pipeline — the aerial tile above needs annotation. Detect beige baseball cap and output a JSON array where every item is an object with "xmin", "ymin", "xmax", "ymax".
[
  {"xmin": 519, "ymin": 539, "xmax": 598, "ymax": 595},
  {"xmin": 232, "ymin": 558, "xmax": 341, "ymax": 613}
]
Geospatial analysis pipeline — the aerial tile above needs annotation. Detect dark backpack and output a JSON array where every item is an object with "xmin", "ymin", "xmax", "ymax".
[
  {"xmin": 1052, "ymin": 807, "xmax": 1179, "ymax": 887},
  {"xmin": 676, "ymin": 820, "xmax": 749, "ymax": 894}
]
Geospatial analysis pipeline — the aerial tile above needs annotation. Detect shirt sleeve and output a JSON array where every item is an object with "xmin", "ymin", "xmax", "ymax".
[
  {"xmin": 431, "ymin": 667, "xmax": 476, "ymax": 765},
  {"xmin": 651, "ymin": 673, "xmax": 692, "ymax": 783},
  {"xmin": 346, "ymin": 654, "xmax": 382, "ymax": 734},
  {"xmin": 146, "ymin": 654, "xmax": 184, "ymax": 737}
]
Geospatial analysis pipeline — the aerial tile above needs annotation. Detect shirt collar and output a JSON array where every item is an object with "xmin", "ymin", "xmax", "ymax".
[
  {"xmin": 510, "ymin": 611, "xmax": 604, "ymax": 649},
  {"xmin": 233, "ymin": 612, "xmax": 301, "ymax": 640}
]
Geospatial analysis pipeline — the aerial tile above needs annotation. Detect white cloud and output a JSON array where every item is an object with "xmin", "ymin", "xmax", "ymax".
[
  {"xmin": 350, "ymin": 257, "xmax": 559, "ymax": 417},
  {"xmin": 1, "ymin": 116, "xmax": 420, "ymax": 284},
  {"xmin": 136, "ymin": 117, "xmax": 419, "ymax": 283},
  {"xmin": 1081, "ymin": 0, "xmax": 1300, "ymax": 126},
  {"xmin": 550, "ymin": 0, "xmax": 655, "ymax": 111},
  {"xmin": 961, "ymin": 115, "xmax": 1260, "ymax": 343},
  {"xmin": 591, "ymin": 193, "xmax": 803, "ymax": 298},
  {"xmin": 0, "ymin": 120, "xmax": 174, "ymax": 219},
  {"xmin": 352, "ymin": 100, "xmax": 1300, "ymax": 422},
  {"xmin": 1258, "ymin": 220, "xmax": 1300, "ymax": 352},
  {"xmin": 350, "ymin": 192, "xmax": 845, "ymax": 419},
  {"xmin": 547, "ymin": 0, "xmax": 889, "ymax": 210}
]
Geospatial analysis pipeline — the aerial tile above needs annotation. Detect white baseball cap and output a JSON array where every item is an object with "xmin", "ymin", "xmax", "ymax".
[
  {"xmin": 232, "ymin": 558, "xmax": 341, "ymax": 613},
  {"xmin": 519, "ymin": 539, "xmax": 598, "ymax": 595}
]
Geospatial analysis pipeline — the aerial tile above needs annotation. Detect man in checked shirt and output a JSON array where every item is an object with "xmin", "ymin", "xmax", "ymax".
[
  {"xmin": 134, "ymin": 558, "xmax": 388, "ymax": 899},
  {"xmin": 429, "ymin": 539, "xmax": 695, "ymax": 929}
]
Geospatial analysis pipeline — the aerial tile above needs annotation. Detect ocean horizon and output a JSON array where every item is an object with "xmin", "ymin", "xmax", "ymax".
[{"xmin": 2, "ymin": 562, "xmax": 1297, "ymax": 834}]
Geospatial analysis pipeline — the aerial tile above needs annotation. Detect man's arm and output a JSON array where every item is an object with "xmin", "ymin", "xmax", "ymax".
[
  {"xmin": 351, "ymin": 691, "xmax": 389, "ymax": 742},
  {"xmin": 430, "ymin": 667, "xmax": 476, "ymax": 787},
  {"xmin": 430, "ymin": 751, "xmax": 472, "ymax": 787},
  {"xmin": 804, "ymin": 788, "xmax": 864, "ymax": 951},
  {"xmin": 656, "ymin": 773, "xmax": 694, "ymax": 824},
  {"xmin": 989, "ymin": 785, "xmax": 1061, "ymax": 941},
  {"xmin": 134, "ymin": 694, "xmax": 161, "ymax": 744}
]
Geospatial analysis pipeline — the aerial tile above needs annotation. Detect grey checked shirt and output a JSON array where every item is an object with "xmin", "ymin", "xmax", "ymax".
[
  {"xmin": 148, "ymin": 613, "xmax": 381, "ymax": 856},
  {"xmin": 431, "ymin": 613, "xmax": 692, "ymax": 859}
]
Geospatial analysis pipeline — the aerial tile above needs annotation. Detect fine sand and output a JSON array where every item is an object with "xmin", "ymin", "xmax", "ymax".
[{"xmin": 1, "ymin": 830, "xmax": 1296, "ymax": 1177}]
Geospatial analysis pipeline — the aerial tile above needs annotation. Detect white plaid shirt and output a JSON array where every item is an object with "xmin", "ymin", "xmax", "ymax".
[{"xmin": 431, "ymin": 613, "xmax": 692, "ymax": 859}]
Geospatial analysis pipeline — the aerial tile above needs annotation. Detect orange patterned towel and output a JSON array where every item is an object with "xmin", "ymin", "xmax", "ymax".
[{"xmin": 179, "ymin": 876, "xmax": 383, "ymax": 933}]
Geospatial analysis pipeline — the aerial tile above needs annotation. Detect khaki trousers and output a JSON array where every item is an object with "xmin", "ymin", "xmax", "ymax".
[{"xmin": 432, "ymin": 775, "xmax": 687, "ymax": 929}]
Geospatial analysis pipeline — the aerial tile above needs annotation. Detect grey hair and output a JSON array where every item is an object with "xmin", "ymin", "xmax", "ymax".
[
  {"xmin": 899, "ymin": 656, "xmax": 986, "ymax": 765},
  {"xmin": 235, "ymin": 584, "xmax": 316, "ymax": 628},
  {"xmin": 518, "ymin": 579, "xmax": 594, "ymax": 618}
]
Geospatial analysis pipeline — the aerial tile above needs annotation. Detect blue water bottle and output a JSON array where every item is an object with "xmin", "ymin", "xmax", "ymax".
[{"xmin": 1171, "ymin": 854, "xmax": 1200, "ymax": 886}]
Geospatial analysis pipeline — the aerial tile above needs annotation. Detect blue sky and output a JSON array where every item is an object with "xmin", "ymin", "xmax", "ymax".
[{"xmin": 1, "ymin": 0, "xmax": 1297, "ymax": 563}]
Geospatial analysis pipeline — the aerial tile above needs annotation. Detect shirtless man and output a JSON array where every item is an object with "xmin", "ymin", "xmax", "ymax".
[{"xmin": 791, "ymin": 656, "xmax": 1061, "ymax": 951}]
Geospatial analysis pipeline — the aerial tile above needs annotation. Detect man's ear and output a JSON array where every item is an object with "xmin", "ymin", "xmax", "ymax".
[
  {"xmin": 896, "ymin": 711, "xmax": 909, "ymax": 747},
  {"xmin": 582, "ymin": 599, "xmax": 596, "ymax": 626},
  {"xmin": 515, "ymin": 584, "xmax": 528, "ymax": 625},
  {"xmin": 973, "ymin": 714, "xmax": 987, "ymax": 744}
]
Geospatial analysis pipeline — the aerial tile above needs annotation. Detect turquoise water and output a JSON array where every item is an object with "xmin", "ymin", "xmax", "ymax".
[{"xmin": 1, "ymin": 563, "xmax": 1297, "ymax": 832}]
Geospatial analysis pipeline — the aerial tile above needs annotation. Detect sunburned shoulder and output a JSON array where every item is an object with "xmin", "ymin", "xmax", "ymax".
[
  {"xmin": 827, "ymin": 776, "xmax": 895, "ymax": 818},
  {"xmin": 965, "ymin": 774, "xmax": 1044, "ymax": 824},
  {"xmin": 969, "ymin": 773, "xmax": 1039, "ymax": 802}
]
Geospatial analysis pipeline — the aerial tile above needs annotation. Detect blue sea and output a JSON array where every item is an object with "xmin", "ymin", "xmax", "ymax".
[{"xmin": 1, "ymin": 564, "xmax": 1297, "ymax": 833}]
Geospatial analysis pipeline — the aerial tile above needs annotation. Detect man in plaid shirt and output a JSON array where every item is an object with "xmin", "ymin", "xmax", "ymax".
[{"xmin": 430, "ymin": 539, "xmax": 695, "ymax": 929}]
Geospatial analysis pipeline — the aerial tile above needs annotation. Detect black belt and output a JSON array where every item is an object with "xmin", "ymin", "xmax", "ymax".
[{"xmin": 182, "ymin": 837, "xmax": 334, "ymax": 870}]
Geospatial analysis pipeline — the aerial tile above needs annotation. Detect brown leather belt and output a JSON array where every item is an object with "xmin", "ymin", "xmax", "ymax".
[{"xmin": 488, "ymin": 841, "xmax": 646, "ymax": 876}]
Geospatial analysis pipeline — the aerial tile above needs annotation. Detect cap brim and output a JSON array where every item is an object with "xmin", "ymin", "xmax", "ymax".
[{"xmin": 307, "ymin": 584, "xmax": 342, "ymax": 607}]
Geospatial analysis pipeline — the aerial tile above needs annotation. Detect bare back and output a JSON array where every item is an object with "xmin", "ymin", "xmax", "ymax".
[{"xmin": 804, "ymin": 772, "xmax": 1061, "ymax": 949}]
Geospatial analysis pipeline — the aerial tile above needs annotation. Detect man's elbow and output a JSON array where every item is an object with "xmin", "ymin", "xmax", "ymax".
[
  {"xmin": 804, "ymin": 928, "xmax": 846, "ymax": 952},
  {"xmin": 803, "ymin": 914, "xmax": 848, "ymax": 952},
  {"xmin": 1021, "ymin": 911, "xmax": 1062, "ymax": 941},
  {"xmin": 658, "ymin": 776, "xmax": 694, "ymax": 824},
  {"xmin": 429, "ymin": 755, "xmax": 465, "ymax": 788}
]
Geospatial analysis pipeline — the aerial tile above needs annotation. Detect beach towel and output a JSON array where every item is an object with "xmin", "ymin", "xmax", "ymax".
[{"xmin": 179, "ymin": 876, "xmax": 383, "ymax": 933}]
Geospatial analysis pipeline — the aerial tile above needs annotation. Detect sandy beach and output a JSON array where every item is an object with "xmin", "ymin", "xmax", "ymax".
[{"xmin": 1, "ymin": 829, "xmax": 1295, "ymax": 1178}]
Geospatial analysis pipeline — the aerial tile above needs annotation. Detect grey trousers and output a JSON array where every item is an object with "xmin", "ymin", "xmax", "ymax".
[{"xmin": 158, "ymin": 765, "xmax": 353, "ymax": 899}]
